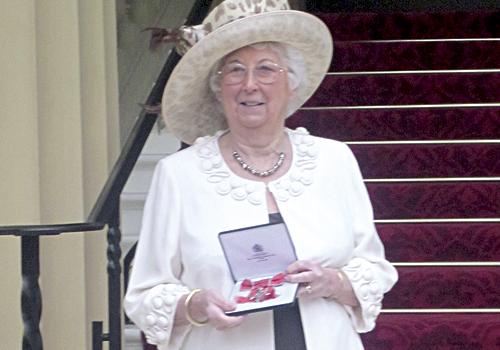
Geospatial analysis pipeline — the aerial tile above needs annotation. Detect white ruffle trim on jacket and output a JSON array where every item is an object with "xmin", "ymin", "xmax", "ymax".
[
  {"xmin": 142, "ymin": 284, "xmax": 190, "ymax": 345},
  {"xmin": 342, "ymin": 257, "xmax": 384, "ymax": 332},
  {"xmin": 195, "ymin": 127, "xmax": 318, "ymax": 204}
]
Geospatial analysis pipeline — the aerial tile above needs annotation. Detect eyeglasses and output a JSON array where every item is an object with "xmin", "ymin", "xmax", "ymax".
[{"xmin": 218, "ymin": 62, "xmax": 286, "ymax": 85}]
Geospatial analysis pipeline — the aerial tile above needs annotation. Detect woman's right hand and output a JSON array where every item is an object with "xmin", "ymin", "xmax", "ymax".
[{"xmin": 182, "ymin": 289, "xmax": 245, "ymax": 330}]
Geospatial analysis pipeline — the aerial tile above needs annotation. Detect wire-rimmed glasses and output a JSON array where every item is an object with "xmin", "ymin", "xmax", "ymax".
[{"xmin": 218, "ymin": 61, "xmax": 286, "ymax": 85}]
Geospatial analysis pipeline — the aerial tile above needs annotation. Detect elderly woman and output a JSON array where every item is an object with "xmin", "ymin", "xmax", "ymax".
[{"xmin": 124, "ymin": 1, "xmax": 398, "ymax": 349}]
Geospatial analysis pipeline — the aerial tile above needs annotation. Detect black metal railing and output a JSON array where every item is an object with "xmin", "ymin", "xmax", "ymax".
[
  {"xmin": 0, "ymin": 223, "xmax": 104, "ymax": 350},
  {"xmin": 0, "ymin": 1, "xmax": 213, "ymax": 350}
]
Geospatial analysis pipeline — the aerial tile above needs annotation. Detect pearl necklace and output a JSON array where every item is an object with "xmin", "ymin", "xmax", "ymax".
[{"xmin": 232, "ymin": 151, "xmax": 285, "ymax": 177}]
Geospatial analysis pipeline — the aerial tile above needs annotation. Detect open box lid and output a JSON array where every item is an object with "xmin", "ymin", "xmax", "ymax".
[{"xmin": 218, "ymin": 222, "xmax": 297, "ymax": 282}]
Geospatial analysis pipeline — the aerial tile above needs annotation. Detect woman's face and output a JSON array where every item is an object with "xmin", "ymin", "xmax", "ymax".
[{"xmin": 217, "ymin": 45, "xmax": 294, "ymax": 132}]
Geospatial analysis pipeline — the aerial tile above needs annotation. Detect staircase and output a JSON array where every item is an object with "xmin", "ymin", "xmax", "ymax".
[
  {"xmin": 287, "ymin": 9, "xmax": 500, "ymax": 349},
  {"xmin": 125, "ymin": 8, "xmax": 499, "ymax": 350}
]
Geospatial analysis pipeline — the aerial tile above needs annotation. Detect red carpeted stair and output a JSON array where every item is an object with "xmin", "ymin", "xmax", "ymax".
[
  {"xmin": 350, "ymin": 144, "xmax": 500, "ymax": 177},
  {"xmin": 379, "ymin": 223, "xmax": 500, "ymax": 262},
  {"xmin": 305, "ymin": 73, "xmax": 499, "ymax": 106},
  {"xmin": 287, "ymin": 9, "xmax": 500, "ymax": 349},
  {"xmin": 289, "ymin": 108, "xmax": 500, "ymax": 140}
]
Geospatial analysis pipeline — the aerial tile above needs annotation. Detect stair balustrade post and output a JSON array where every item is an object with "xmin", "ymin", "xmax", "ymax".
[
  {"xmin": 21, "ymin": 235, "xmax": 43, "ymax": 350},
  {"xmin": 92, "ymin": 321, "xmax": 104, "ymax": 350},
  {"xmin": 107, "ymin": 206, "xmax": 122, "ymax": 350}
]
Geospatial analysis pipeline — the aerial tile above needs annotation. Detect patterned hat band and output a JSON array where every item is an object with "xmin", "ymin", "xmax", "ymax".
[{"xmin": 146, "ymin": 0, "xmax": 291, "ymax": 55}]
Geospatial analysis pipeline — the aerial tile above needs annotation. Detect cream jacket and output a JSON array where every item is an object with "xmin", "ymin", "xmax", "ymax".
[{"xmin": 124, "ymin": 127, "xmax": 398, "ymax": 350}]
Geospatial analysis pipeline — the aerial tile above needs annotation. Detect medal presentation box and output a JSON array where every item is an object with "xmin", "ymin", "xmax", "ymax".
[{"xmin": 219, "ymin": 222, "xmax": 299, "ymax": 316}]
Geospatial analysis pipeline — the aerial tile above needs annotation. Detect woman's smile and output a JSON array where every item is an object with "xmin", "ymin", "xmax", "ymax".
[{"xmin": 239, "ymin": 101, "xmax": 264, "ymax": 107}]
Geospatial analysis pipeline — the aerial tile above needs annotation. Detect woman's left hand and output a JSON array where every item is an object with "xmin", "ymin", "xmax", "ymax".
[{"xmin": 285, "ymin": 260, "xmax": 343, "ymax": 299}]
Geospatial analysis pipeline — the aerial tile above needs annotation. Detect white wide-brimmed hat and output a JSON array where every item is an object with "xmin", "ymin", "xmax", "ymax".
[{"xmin": 161, "ymin": 0, "xmax": 333, "ymax": 144}]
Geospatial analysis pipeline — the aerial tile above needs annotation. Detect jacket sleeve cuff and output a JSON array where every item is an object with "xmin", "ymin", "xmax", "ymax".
[
  {"xmin": 341, "ymin": 258, "xmax": 383, "ymax": 333},
  {"xmin": 142, "ymin": 284, "xmax": 190, "ymax": 346}
]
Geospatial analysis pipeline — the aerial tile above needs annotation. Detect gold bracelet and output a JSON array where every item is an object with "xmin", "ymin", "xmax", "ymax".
[{"xmin": 184, "ymin": 289, "xmax": 208, "ymax": 327}]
